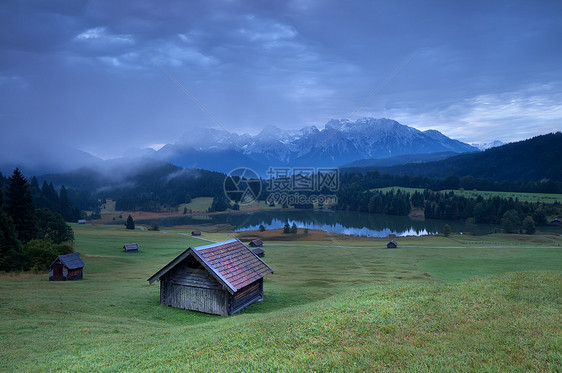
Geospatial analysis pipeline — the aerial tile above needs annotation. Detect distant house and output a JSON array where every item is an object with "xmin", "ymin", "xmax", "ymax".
[
  {"xmin": 49, "ymin": 253, "xmax": 85, "ymax": 281},
  {"xmin": 77, "ymin": 219, "xmax": 86, "ymax": 224},
  {"xmin": 148, "ymin": 238, "xmax": 274, "ymax": 316},
  {"xmin": 123, "ymin": 243, "xmax": 140, "ymax": 253},
  {"xmin": 249, "ymin": 239, "xmax": 263, "ymax": 247},
  {"xmin": 386, "ymin": 240, "xmax": 398, "ymax": 249},
  {"xmin": 191, "ymin": 230, "xmax": 201, "ymax": 236},
  {"xmin": 251, "ymin": 247, "xmax": 265, "ymax": 258}
]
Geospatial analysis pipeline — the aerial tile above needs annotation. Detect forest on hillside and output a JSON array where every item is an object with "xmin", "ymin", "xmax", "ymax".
[{"xmin": 343, "ymin": 132, "xmax": 562, "ymax": 183}]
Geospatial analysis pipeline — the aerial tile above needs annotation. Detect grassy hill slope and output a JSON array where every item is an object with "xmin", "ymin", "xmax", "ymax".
[{"xmin": 1, "ymin": 224, "xmax": 560, "ymax": 371}]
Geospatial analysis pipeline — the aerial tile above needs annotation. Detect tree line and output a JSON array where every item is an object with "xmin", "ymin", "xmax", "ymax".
[
  {"xmin": 112, "ymin": 168, "xmax": 225, "ymax": 212},
  {"xmin": 335, "ymin": 184, "xmax": 559, "ymax": 234},
  {"xmin": 339, "ymin": 171, "xmax": 562, "ymax": 194},
  {"xmin": 0, "ymin": 169, "xmax": 74, "ymax": 272}
]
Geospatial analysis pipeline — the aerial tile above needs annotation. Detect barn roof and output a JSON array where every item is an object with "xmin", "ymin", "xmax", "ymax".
[
  {"xmin": 123, "ymin": 243, "xmax": 139, "ymax": 250},
  {"xmin": 249, "ymin": 239, "xmax": 263, "ymax": 247},
  {"xmin": 251, "ymin": 247, "xmax": 265, "ymax": 256},
  {"xmin": 147, "ymin": 238, "xmax": 273, "ymax": 294},
  {"xmin": 55, "ymin": 252, "xmax": 85, "ymax": 269}
]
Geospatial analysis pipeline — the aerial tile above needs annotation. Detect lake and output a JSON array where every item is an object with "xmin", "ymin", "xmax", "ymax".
[{"xmin": 136, "ymin": 210, "xmax": 499, "ymax": 237}]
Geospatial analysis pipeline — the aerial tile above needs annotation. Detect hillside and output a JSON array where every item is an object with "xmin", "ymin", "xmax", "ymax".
[
  {"xmin": 1, "ymin": 224, "xmax": 560, "ymax": 371},
  {"xmin": 344, "ymin": 132, "xmax": 562, "ymax": 181},
  {"xmin": 343, "ymin": 151, "xmax": 458, "ymax": 168},
  {"xmin": 37, "ymin": 159, "xmax": 226, "ymax": 211}
]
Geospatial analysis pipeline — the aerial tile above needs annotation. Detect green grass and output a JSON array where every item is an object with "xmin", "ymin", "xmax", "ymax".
[
  {"xmin": 372, "ymin": 187, "xmax": 562, "ymax": 204},
  {"xmin": 179, "ymin": 197, "xmax": 214, "ymax": 212},
  {"xmin": 1, "ymin": 225, "xmax": 561, "ymax": 371}
]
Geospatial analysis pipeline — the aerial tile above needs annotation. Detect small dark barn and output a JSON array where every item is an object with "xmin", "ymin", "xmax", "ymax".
[
  {"xmin": 191, "ymin": 230, "xmax": 201, "ymax": 236},
  {"xmin": 251, "ymin": 247, "xmax": 265, "ymax": 257},
  {"xmin": 249, "ymin": 239, "xmax": 263, "ymax": 247},
  {"xmin": 148, "ymin": 238, "xmax": 274, "ymax": 316},
  {"xmin": 49, "ymin": 253, "xmax": 85, "ymax": 281},
  {"xmin": 387, "ymin": 240, "xmax": 398, "ymax": 248},
  {"xmin": 123, "ymin": 243, "xmax": 140, "ymax": 252}
]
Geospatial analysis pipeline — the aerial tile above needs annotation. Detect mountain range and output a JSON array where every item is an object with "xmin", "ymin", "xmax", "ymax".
[
  {"xmin": 133, "ymin": 118, "xmax": 478, "ymax": 174},
  {"xmin": 0, "ymin": 117, "xmax": 482, "ymax": 177}
]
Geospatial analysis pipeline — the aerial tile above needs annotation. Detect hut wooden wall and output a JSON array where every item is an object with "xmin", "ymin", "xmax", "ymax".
[
  {"xmin": 230, "ymin": 279, "xmax": 263, "ymax": 315},
  {"xmin": 49, "ymin": 262, "xmax": 83, "ymax": 281},
  {"xmin": 67, "ymin": 268, "xmax": 83, "ymax": 280},
  {"xmin": 160, "ymin": 261, "xmax": 229, "ymax": 316}
]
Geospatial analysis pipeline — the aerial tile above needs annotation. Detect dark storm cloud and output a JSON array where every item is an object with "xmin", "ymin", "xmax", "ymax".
[{"xmin": 1, "ymin": 0, "xmax": 561, "ymax": 162}]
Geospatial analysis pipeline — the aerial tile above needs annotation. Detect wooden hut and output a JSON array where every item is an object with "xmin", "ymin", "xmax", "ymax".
[
  {"xmin": 386, "ymin": 240, "xmax": 398, "ymax": 248},
  {"xmin": 147, "ymin": 238, "xmax": 274, "ymax": 316},
  {"xmin": 49, "ymin": 253, "xmax": 85, "ymax": 281},
  {"xmin": 251, "ymin": 247, "xmax": 265, "ymax": 257},
  {"xmin": 191, "ymin": 230, "xmax": 201, "ymax": 236},
  {"xmin": 123, "ymin": 243, "xmax": 139, "ymax": 252},
  {"xmin": 249, "ymin": 239, "xmax": 263, "ymax": 247}
]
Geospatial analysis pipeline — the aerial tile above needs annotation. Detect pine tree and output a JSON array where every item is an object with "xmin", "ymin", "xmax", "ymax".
[
  {"xmin": 59, "ymin": 185, "xmax": 73, "ymax": 221},
  {"xmin": 41, "ymin": 181, "xmax": 59, "ymax": 212},
  {"xmin": 5, "ymin": 168, "xmax": 37, "ymax": 243},
  {"xmin": 0, "ymin": 207, "xmax": 23, "ymax": 271},
  {"xmin": 126, "ymin": 215, "xmax": 135, "ymax": 230}
]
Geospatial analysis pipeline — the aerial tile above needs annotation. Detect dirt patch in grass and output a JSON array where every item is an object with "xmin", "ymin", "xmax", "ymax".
[{"xmin": 237, "ymin": 228, "xmax": 375, "ymax": 242}]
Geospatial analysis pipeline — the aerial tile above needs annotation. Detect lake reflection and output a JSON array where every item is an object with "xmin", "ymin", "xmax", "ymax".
[{"xmin": 136, "ymin": 210, "xmax": 494, "ymax": 237}]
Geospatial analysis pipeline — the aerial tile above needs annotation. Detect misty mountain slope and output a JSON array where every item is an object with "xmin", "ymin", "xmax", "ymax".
[
  {"xmin": 344, "ymin": 132, "xmax": 562, "ymax": 182},
  {"xmin": 153, "ymin": 145, "xmax": 268, "ymax": 173},
  {"xmin": 39, "ymin": 158, "xmax": 183, "ymax": 193},
  {"xmin": 150, "ymin": 118, "xmax": 477, "ymax": 172},
  {"xmin": 37, "ymin": 158, "xmax": 227, "ymax": 211},
  {"xmin": 343, "ymin": 152, "xmax": 459, "ymax": 168},
  {"xmin": 0, "ymin": 145, "xmax": 103, "ymax": 176}
]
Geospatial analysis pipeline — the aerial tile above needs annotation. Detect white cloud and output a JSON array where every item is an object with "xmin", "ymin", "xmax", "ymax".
[
  {"xmin": 387, "ymin": 85, "xmax": 562, "ymax": 143},
  {"xmin": 153, "ymin": 43, "xmax": 218, "ymax": 67},
  {"xmin": 237, "ymin": 16, "xmax": 298, "ymax": 47},
  {"xmin": 74, "ymin": 27, "xmax": 134, "ymax": 44}
]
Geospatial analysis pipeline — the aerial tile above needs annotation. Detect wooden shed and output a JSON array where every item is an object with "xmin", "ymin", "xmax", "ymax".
[
  {"xmin": 49, "ymin": 253, "xmax": 85, "ymax": 281},
  {"xmin": 249, "ymin": 239, "xmax": 263, "ymax": 247},
  {"xmin": 251, "ymin": 247, "xmax": 265, "ymax": 257},
  {"xmin": 123, "ymin": 243, "xmax": 140, "ymax": 252},
  {"xmin": 386, "ymin": 240, "xmax": 398, "ymax": 248},
  {"xmin": 147, "ymin": 238, "xmax": 274, "ymax": 316},
  {"xmin": 191, "ymin": 230, "xmax": 201, "ymax": 236}
]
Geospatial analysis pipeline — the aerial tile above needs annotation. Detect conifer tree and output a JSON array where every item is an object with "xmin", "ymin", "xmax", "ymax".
[
  {"xmin": 0, "ymin": 207, "xmax": 23, "ymax": 271},
  {"xmin": 126, "ymin": 215, "xmax": 135, "ymax": 230},
  {"xmin": 59, "ymin": 185, "xmax": 73, "ymax": 221},
  {"xmin": 5, "ymin": 168, "xmax": 37, "ymax": 243}
]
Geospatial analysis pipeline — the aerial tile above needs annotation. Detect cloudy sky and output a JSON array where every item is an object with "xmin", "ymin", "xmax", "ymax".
[{"xmin": 1, "ymin": 0, "xmax": 561, "ymax": 160}]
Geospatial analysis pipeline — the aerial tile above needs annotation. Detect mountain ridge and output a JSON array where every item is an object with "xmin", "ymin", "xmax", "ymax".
[{"xmin": 146, "ymin": 118, "xmax": 478, "ymax": 173}]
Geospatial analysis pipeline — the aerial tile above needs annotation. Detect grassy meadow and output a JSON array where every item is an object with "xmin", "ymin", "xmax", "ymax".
[
  {"xmin": 373, "ymin": 187, "xmax": 562, "ymax": 204},
  {"xmin": 1, "ymin": 223, "xmax": 561, "ymax": 371}
]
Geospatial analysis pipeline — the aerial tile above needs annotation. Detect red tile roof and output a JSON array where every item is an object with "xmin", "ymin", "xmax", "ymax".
[
  {"xmin": 196, "ymin": 239, "xmax": 273, "ymax": 290},
  {"xmin": 147, "ymin": 239, "xmax": 273, "ymax": 293}
]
